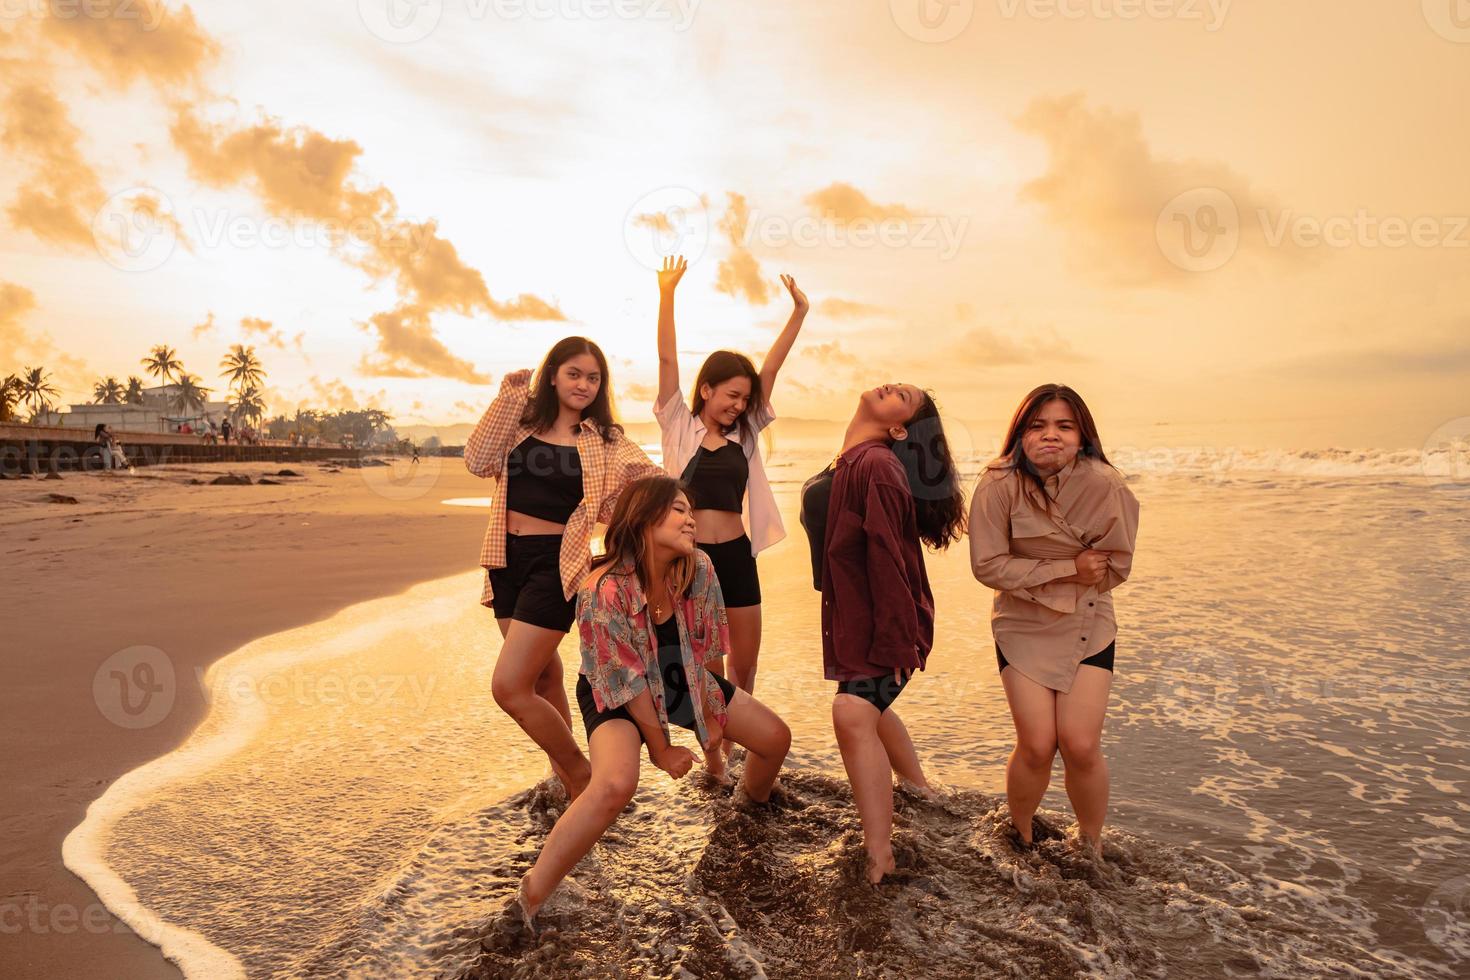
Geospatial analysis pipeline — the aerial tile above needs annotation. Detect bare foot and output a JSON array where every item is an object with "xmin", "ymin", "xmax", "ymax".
[
  {"xmin": 865, "ymin": 848, "xmax": 896, "ymax": 884},
  {"xmin": 517, "ymin": 872, "xmax": 543, "ymax": 927},
  {"xmin": 896, "ymin": 777, "xmax": 939, "ymax": 801}
]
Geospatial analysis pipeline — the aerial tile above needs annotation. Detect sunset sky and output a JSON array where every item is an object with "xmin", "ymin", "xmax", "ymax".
[{"xmin": 2, "ymin": 0, "xmax": 1467, "ymax": 448}]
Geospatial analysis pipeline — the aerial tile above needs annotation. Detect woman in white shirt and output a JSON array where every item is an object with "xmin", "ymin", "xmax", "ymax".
[{"xmin": 652, "ymin": 255, "xmax": 808, "ymax": 700}]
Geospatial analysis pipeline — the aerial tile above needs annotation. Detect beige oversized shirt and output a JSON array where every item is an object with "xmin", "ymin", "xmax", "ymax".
[{"xmin": 969, "ymin": 455, "xmax": 1140, "ymax": 693}]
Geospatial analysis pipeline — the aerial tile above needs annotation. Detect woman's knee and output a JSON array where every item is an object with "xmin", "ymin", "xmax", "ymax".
[
  {"xmin": 831, "ymin": 695, "xmax": 876, "ymax": 737},
  {"xmin": 1057, "ymin": 731, "xmax": 1103, "ymax": 768},
  {"xmin": 491, "ymin": 672, "xmax": 530, "ymax": 712},
  {"xmin": 1014, "ymin": 737, "xmax": 1057, "ymax": 770},
  {"xmin": 588, "ymin": 770, "xmax": 638, "ymax": 813}
]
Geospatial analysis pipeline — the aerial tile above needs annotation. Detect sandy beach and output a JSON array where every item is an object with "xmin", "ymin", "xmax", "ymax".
[{"xmin": 0, "ymin": 457, "xmax": 489, "ymax": 979}]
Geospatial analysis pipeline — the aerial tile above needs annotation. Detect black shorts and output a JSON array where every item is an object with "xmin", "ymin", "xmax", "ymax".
[
  {"xmin": 696, "ymin": 534, "xmax": 761, "ymax": 608},
  {"xmin": 576, "ymin": 672, "xmax": 737, "ymax": 742},
  {"xmin": 836, "ymin": 671, "xmax": 911, "ymax": 714},
  {"xmin": 995, "ymin": 640, "xmax": 1115, "ymax": 674},
  {"xmin": 489, "ymin": 534, "xmax": 577, "ymax": 633}
]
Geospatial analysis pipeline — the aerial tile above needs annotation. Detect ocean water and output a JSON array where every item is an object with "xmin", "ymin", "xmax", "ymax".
[{"xmin": 65, "ymin": 447, "xmax": 1470, "ymax": 978}]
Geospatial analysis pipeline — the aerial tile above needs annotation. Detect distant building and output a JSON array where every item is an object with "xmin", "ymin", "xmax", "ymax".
[{"xmin": 37, "ymin": 384, "xmax": 232, "ymax": 434}]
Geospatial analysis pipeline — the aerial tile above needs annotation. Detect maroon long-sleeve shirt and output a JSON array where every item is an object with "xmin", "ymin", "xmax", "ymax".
[{"xmin": 816, "ymin": 439, "xmax": 935, "ymax": 681}]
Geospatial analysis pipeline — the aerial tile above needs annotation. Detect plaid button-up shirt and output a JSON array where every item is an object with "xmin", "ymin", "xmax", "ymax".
[
  {"xmin": 578, "ymin": 550, "xmax": 732, "ymax": 748},
  {"xmin": 464, "ymin": 372, "xmax": 663, "ymax": 607}
]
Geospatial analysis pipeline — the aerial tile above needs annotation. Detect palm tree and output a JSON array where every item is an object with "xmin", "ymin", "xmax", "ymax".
[
  {"xmin": 0, "ymin": 375, "xmax": 24, "ymax": 423},
  {"xmin": 141, "ymin": 345, "xmax": 182, "ymax": 389},
  {"xmin": 170, "ymin": 373, "xmax": 212, "ymax": 415},
  {"xmin": 220, "ymin": 345, "xmax": 265, "ymax": 392},
  {"xmin": 93, "ymin": 377, "xmax": 126, "ymax": 404},
  {"xmin": 125, "ymin": 376, "xmax": 146, "ymax": 405},
  {"xmin": 19, "ymin": 366, "xmax": 59, "ymax": 419},
  {"xmin": 227, "ymin": 384, "xmax": 266, "ymax": 427}
]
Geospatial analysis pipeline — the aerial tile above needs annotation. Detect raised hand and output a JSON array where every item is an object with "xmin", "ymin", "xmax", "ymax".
[
  {"xmin": 503, "ymin": 368, "xmax": 532, "ymax": 387},
  {"xmin": 659, "ymin": 254, "xmax": 689, "ymax": 294},
  {"xmin": 780, "ymin": 273, "xmax": 808, "ymax": 313}
]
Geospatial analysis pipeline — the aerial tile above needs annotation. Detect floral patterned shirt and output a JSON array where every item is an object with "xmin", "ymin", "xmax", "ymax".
[{"xmin": 577, "ymin": 549, "xmax": 732, "ymax": 747}]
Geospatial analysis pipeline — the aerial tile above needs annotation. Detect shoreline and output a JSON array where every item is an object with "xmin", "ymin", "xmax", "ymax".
[{"xmin": 0, "ymin": 458, "xmax": 490, "ymax": 979}]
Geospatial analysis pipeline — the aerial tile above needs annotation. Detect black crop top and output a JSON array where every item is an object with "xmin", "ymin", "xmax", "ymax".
[
  {"xmin": 504, "ymin": 435, "xmax": 583, "ymax": 524},
  {"xmin": 679, "ymin": 442, "xmax": 748, "ymax": 513},
  {"xmin": 798, "ymin": 462, "xmax": 837, "ymax": 591}
]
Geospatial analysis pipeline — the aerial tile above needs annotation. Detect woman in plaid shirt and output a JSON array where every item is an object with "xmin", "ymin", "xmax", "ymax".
[{"xmin": 465, "ymin": 337, "xmax": 662, "ymax": 801}]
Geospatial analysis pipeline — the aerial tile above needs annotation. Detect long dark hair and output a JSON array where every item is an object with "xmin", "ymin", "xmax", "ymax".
[
  {"xmin": 690, "ymin": 350, "xmax": 764, "ymax": 443},
  {"xmin": 591, "ymin": 475, "xmax": 696, "ymax": 599},
  {"xmin": 520, "ymin": 336, "xmax": 622, "ymax": 442},
  {"xmin": 891, "ymin": 390, "xmax": 967, "ymax": 551},
  {"xmin": 990, "ymin": 384, "xmax": 1113, "ymax": 503}
]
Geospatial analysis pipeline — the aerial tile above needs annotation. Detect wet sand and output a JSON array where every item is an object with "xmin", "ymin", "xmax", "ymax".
[{"xmin": 0, "ymin": 457, "xmax": 488, "ymax": 980}]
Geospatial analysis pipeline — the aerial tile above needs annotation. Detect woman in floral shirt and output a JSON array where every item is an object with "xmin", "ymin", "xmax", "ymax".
[{"xmin": 510, "ymin": 475, "xmax": 791, "ymax": 929}]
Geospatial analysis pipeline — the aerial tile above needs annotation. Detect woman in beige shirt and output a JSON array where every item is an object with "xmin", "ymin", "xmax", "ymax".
[{"xmin": 970, "ymin": 384, "xmax": 1139, "ymax": 858}]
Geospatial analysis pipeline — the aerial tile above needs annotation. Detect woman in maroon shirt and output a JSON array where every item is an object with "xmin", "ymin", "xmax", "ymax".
[{"xmin": 799, "ymin": 383, "xmax": 966, "ymax": 884}]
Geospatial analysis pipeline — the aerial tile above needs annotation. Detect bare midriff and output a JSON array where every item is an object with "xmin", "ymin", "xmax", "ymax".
[
  {"xmin": 506, "ymin": 511, "xmax": 567, "ymax": 536},
  {"xmin": 692, "ymin": 509, "xmax": 746, "ymax": 545}
]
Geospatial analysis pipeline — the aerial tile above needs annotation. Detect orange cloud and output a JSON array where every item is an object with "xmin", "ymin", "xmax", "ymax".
[
  {"xmin": 357, "ymin": 306, "xmax": 490, "ymax": 384},
  {"xmin": 1014, "ymin": 93, "xmax": 1287, "ymax": 286},
  {"xmin": 804, "ymin": 182, "xmax": 914, "ymax": 223},
  {"xmin": 714, "ymin": 193, "xmax": 771, "ymax": 305},
  {"xmin": 240, "ymin": 316, "xmax": 287, "ymax": 349},
  {"xmin": 40, "ymin": 0, "xmax": 218, "ymax": 90},
  {"xmin": 191, "ymin": 312, "xmax": 217, "ymax": 338},
  {"xmin": 818, "ymin": 298, "xmax": 888, "ymax": 319},
  {"xmin": 0, "ymin": 280, "xmax": 91, "ymax": 396},
  {"xmin": 0, "ymin": 78, "xmax": 107, "ymax": 246}
]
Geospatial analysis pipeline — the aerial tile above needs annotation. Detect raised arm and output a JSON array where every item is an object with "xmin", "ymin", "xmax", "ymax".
[
  {"xmin": 758, "ymin": 274, "xmax": 809, "ymax": 402},
  {"xmin": 463, "ymin": 369, "xmax": 531, "ymax": 478},
  {"xmin": 656, "ymin": 255, "xmax": 687, "ymax": 410}
]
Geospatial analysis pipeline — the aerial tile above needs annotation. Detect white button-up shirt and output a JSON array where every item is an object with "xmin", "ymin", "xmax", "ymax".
[{"xmin": 654, "ymin": 393, "xmax": 786, "ymax": 557}]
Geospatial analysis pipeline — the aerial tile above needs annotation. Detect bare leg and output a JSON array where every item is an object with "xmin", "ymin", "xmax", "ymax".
[
  {"xmin": 492, "ymin": 618, "xmax": 590, "ymax": 799},
  {"xmin": 534, "ymin": 650, "xmax": 572, "ymax": 730},
  {"xmin": 725, "ymin": 605, "xmax": 763, "ymax": 695},
  {"xmin": 718, "ymin": 689, "xmax": 790, "ymax": 801},
  {"xmin": 1000, "ymin": 666, "xmax": 1059, "ymax": 844},
  {"xmin": 1056, "ymin": 665, "xmax": 1113, "ymax": 855},
  {"xmin": 832, "ymin": 693, "xmax": 896, "ymax": 883},
  {"xmin": 520, "ymin": 721, "xmax": 641, "ymax": 917},
  {"xmin": 876, "ymin": 708, "xmax": 930, "ymax": 792}
]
